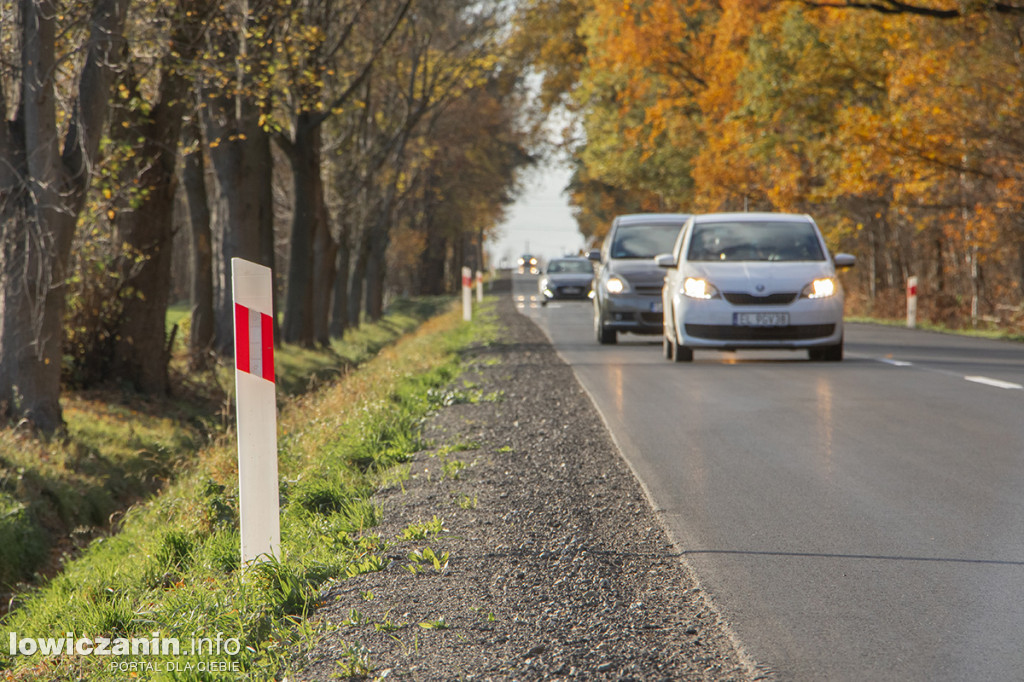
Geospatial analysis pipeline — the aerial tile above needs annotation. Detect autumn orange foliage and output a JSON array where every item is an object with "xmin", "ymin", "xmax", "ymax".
[{"xmin": 520, "ymin": 0, "xmax": 1024, "ymax": 328}]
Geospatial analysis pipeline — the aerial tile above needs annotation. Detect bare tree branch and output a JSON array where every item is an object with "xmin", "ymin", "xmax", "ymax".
[
  {"xmin": 800, "ymin": 0, "xmax": 1024, "ymax": 18},
  {"xmin": 310, "ymin": 0, "xmax": 415, "ymax": 131}
]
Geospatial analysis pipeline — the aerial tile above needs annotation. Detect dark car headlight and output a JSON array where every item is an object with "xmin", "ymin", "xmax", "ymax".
[{"xmin": 605, "ymin": 276, "xmax": 629, "ymax": 294}]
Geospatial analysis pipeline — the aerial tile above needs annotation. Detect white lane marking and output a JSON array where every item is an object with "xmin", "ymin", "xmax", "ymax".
[
  {"xmin": 872, "ymin": 357, "xmax": 1023, "ymax": 391},
  {"xmin": 964, "ymin": 376, "xmax": 1024, "ymax": 390}
]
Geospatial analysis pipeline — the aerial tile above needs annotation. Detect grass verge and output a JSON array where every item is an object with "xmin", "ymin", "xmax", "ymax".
[
  {"xmin": 0, "ymin": 298, "xmax": 451, "ymax": 595},
  {"xmin": 0, "ymin": 296, "xmax": 491, "ymax": 680},
  {"xmin": 847, "ymin": 314, "xmax": 1024, "ymax": 343}
]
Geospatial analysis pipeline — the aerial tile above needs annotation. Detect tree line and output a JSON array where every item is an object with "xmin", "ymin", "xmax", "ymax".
[
  {"xmin": 515, "ymin": 0, "xmax": 1024, "ymax": 329},
  {"xmin": 1, "ymin": 0, "xmax": 534, "ymax": 434}
]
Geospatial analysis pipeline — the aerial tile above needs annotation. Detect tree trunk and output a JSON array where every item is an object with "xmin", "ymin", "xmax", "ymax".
[
  {"xmin": 108, "ymin": 177, "xmax": 176, "ymax": 394},
  {"xmin": 365, "ymin": 220, "xmax": 390, "ymax": 321},
  {"xmin": 204, "ymin": 101, "xmax": 274, "ymax": 354},
  {"xmin": 419, "ymin": 221, "xmax": 448, "ymax": 296},
  {"xmin": 183, "ymin": 119, "xmax": 215, "ymax": 367},
  {"xmin": 364, "ymin": 173, "xmax": 402, "ymax": 321},
  {"xmin": 329, "ymin": 221, "xmax": 352, "ymax": 338},
  {"xmin": 451, "ymin": 234, "xmax": 465, "ymax": 293},
  {"xmin": 477, "ymin": 223, "xmax": 485, "ymax": 273},
  {"xmin": 0, "ymin": 108, "xmax": 26, "ymax": 415},
  {"xmin": 105, "ymin": 12, "xmax": 204, "ymax": 394},
  {"xmin": 0, "ymin": 0, "xmax": 127, "ymax": 432},
  {"xmin": 312, "ymin": 201, "xmax": 337, "ymax": 345},
  {"xmin": 281, "ymin": 117, "xmax": 330, "ymax": 347},
  {"xmin": 12, "ymin": 0, "xmax": 74, "ymax": 431},
  {"xmin": 348, "ymin": 229, "xmax": 370, "ymax": 327}
]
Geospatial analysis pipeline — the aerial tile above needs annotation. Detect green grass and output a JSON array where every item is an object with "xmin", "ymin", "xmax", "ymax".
[
  {"xmin": 0, "ymin": 298, "xmax": 453, "ymax": 593},
  {"xmin": 1, "ymin": 297, "xmax": 499, "ymax": 680},
  {"xmin": 847, "ymin": 315, "xmax": 1024, "ymax": 342},
  {"xmin": 0, "ymin": 401, "xmax": 201, "ymax": 589},
  {"xmin": 400, "ymin": 516, "xmax": 445, "ymax": 541}
]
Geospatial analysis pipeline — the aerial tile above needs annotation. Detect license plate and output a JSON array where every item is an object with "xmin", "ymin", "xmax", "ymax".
[
  {"xmin": 562, "ymin": 287, "xmax": 581, "ymax": 295},
  {"xmin": 650, "ymin": 301, "xmax": 663, "ymax": 313},
  {"xmin": 733, "ymin": 312, "xmax": 789, "ymax": 327}
]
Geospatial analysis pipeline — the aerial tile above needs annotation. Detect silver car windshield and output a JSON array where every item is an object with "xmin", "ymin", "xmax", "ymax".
[
  {"xmin": 687, "ymin": 221, "xmax": 825, "ymax": 262},
  {"xmin": 609, "ymin": 223, "xmax": 684, "ymax": 259}
]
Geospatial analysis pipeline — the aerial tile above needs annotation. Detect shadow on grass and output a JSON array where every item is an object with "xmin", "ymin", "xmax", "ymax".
[{"xmin": 0, "ymin": 295, "xmax": 454, "ymax": 602}]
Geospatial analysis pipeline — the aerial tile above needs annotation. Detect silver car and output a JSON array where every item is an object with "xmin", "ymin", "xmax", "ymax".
[
  {"xmin": 588, "ymin": 213, "xmax": 690, "ymax": 344},
  {"xmin": 657, "ymin": 212, "xmax": 855, "ymax": 362}
]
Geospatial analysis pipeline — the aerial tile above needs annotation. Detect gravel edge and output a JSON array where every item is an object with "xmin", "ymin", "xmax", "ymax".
[{"xmin": 295, "ymin": 285, "xmax": 763, "ymax": 681}]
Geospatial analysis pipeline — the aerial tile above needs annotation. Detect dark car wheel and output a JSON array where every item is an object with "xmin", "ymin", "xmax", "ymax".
[
  {"xmin": 671, "ymin": 331, "xmax": 693, "ymax": 362},
  {"xmin": 666, "ymin": 308, "xmax": 691, "ymax": 362},
  {"xmin": 808, "ymin": 339, "xmax": 843, "ymax": 362},
  {"xmin": 594, "ymin": 301, "xmax": 617, "ymax": 345}
]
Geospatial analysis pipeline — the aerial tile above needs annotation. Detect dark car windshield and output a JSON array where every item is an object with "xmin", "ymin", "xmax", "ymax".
[
  {"xmin": 547, "ymin": 260, "xmax": 592, "ymax": 274},
  {"xmin": 687, "ymin": 221, "xmax": 825, "ymax": 262},
  {"xmin": 609, "ymin": 223, "xmax": 685, "ymax": 259}
]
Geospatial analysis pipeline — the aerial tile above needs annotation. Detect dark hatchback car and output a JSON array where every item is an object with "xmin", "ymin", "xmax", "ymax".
[
  {"xmin": 518, "ymin": 254, "xmax": 539, "ymax": 274},
  {"xmin": 538, "ymin": 257, "xmax": 594, "ymax": 306},
  {"xmin": 588, "ymin": 213, "xmax": 690, "ymax": 344}
]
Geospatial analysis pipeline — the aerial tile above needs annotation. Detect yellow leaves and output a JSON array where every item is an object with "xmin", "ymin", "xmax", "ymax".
[{"xmin": 570, "ymin": 0, "xmax": 1023, "ymax": 253}]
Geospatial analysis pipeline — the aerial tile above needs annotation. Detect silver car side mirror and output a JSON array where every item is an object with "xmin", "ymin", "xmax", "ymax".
[
  {"xmin": 654, "ymin": 253, "xmax": 677, "ymax": 269},
  {"xmin": 833, "ymin": 253, "xmax": 856, "ymax": 269}
]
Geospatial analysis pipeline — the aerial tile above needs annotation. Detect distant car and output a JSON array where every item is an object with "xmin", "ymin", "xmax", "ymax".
[
  {"xmin": 518, "ymin": 254, "xmax": 539, "ymax": 275},
  {"xmin": 657, "ymin": 212, "xmax": 855, "ymax": 362},
  {"xmin": 539, "ymin": 257, "xmax": 594, "ymax": 306},
  {"xmin": 588, "ymin": 213, "xmax": 690, "ymax": 344}
]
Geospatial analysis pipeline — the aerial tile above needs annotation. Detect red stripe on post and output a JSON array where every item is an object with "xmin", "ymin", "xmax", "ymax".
[
  {"xmin": 235, "ymin": 303, "xmax": 250, "ymax": 373},
  {"xmin": 261, "ymin": 312, "xmax": 275, "ymax": 383}
]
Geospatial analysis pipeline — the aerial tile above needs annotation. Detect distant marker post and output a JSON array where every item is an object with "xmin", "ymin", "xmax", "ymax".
[
  {"xmin": 906, "ymin": 276, "xmax": 918, "ymax": 329},
  {"xmin": 462, "ymin": 266, "xmax": 472, "ymax": 321},
  {"xmin": 476, "ymin": 270, "xmax": 484, "ymax": 303},
  {"xmin": 231, "ymin": 258, "xmax": 281, "ymax": 567}
]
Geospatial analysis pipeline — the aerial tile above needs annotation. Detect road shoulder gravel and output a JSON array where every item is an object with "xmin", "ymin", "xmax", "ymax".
[{"xmin": 297, "ymin": 289, "xmax": 759, "ymax": 680}]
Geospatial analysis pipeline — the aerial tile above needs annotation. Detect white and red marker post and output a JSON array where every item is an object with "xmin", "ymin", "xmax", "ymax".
[
  {"xmin": 462, "ymin": 266, "xmax": 473, "ymax": 321},
  {"xmin": 906, "ymin": 275, "xmax": 918, "ymax": 329},
  {"xmin": 475, "ymin": 270, "xmax": 483, "ymax": 303},
  {"xmin": 232, "ymin": 258, "xmax": 281, "ymax": 567}
]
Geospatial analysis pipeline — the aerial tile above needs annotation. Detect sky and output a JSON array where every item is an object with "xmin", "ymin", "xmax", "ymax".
[{"xmin": 487, "ymin": 162, "xmax": 587, "ymax": 269}]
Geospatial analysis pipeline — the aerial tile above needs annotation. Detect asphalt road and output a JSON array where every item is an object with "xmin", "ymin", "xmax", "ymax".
[{"xmin": 514, "ymin": 273, "xmax": 1024, "ymax": 681}]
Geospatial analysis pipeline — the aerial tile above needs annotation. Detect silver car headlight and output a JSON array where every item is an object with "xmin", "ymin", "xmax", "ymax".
[
  {"xmin": 605, "ymin": 276, "xmax": 629, "ymax": 295},
  {"xmin": 801, "ymin": 277, "xmax": 837, "ymax": 299},
  {"xmin": 683, "ymin": 277, "xmax": 721, "ymax": 300}
]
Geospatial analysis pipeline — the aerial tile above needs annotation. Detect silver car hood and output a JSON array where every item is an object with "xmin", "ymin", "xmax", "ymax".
[{"xmin": 683, "ymin": 261, "xmax": 835, "ymax": 294}]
